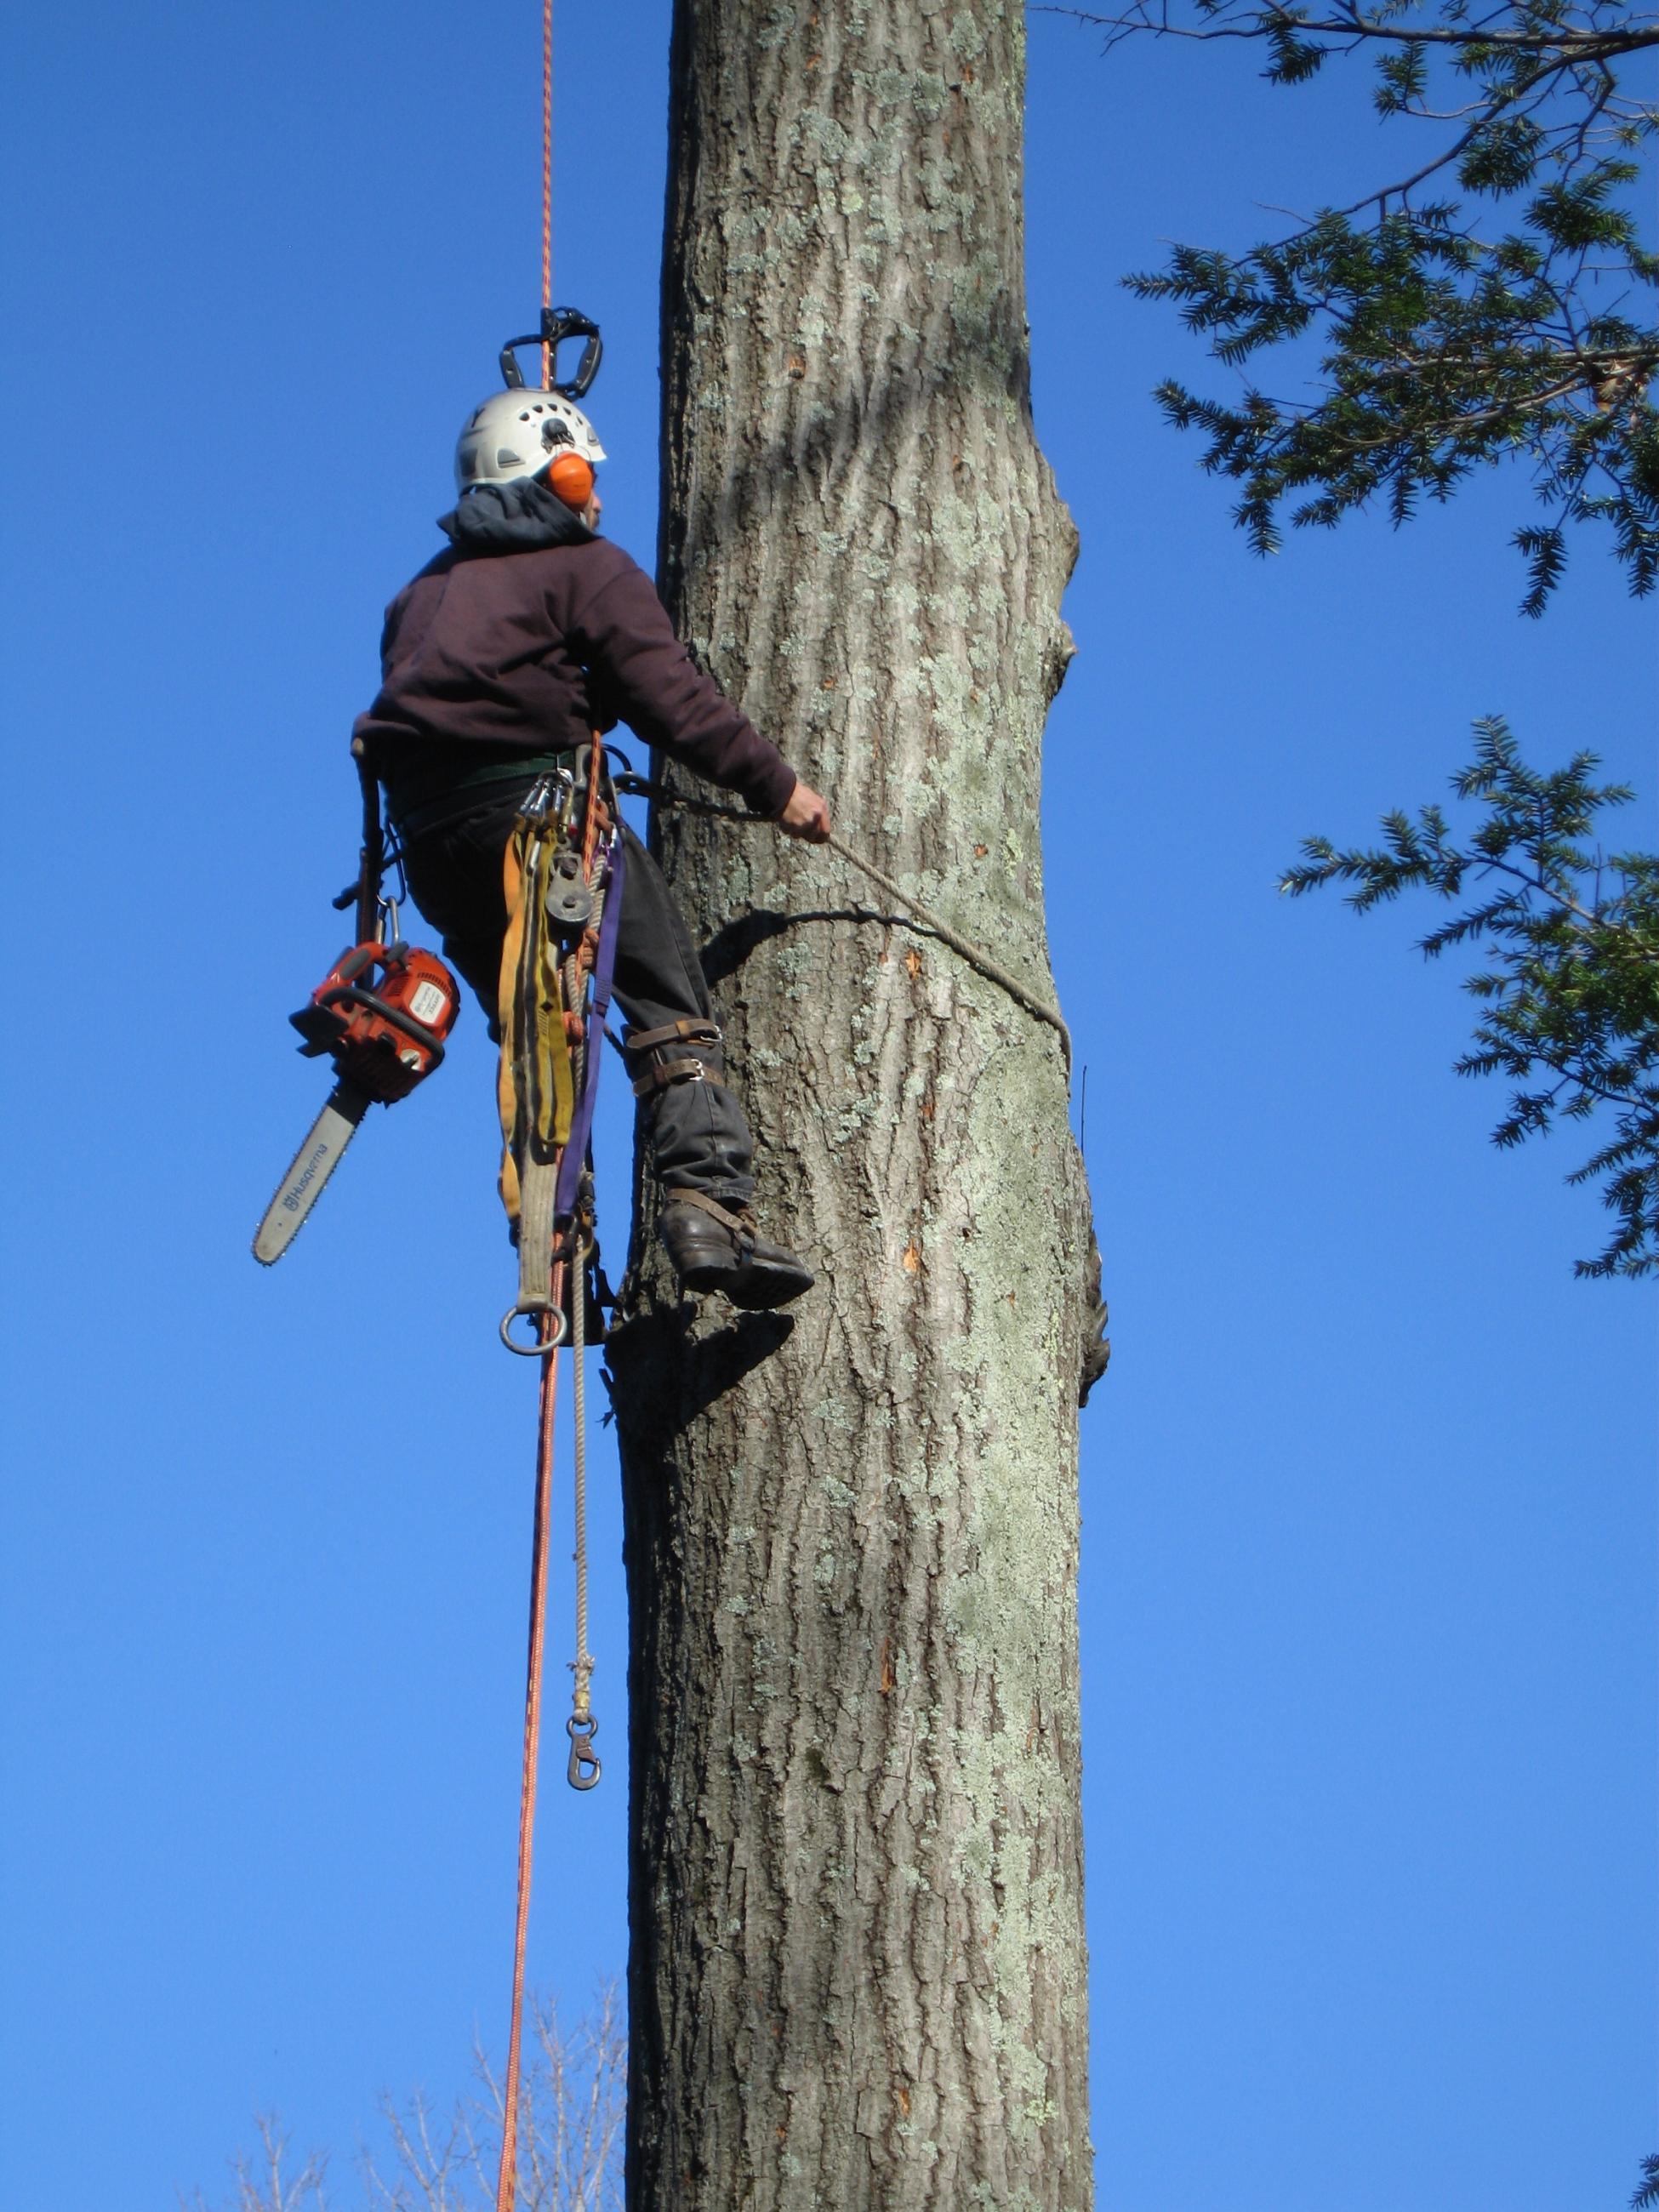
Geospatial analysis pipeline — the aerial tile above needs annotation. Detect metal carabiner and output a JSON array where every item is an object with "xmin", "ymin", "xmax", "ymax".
[
  {"xmin": 566, "ymin": 1711, "xmax": 601, "ymax": 1791},
  {"xmin": 519, "ymin": 774, "xmax": 556, "ymax": 824}
]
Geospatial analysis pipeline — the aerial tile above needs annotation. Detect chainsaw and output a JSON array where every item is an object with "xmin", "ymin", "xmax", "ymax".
[{"xmin": 253, "ymin": 938, "xmax": 461, "ymax": 1265}]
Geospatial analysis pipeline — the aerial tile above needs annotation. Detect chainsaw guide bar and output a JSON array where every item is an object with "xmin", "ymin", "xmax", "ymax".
[
  {"xmin": 253, "ymin": 1083, "xmax": 372, "ymax": 1265},
  {"xmin": 251, "ymin": 939, "xmax": 461, "ymax": 1268}
]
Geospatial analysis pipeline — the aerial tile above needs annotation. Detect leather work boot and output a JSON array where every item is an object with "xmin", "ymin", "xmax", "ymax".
[{"xmin": 658, "ymin": 1193, "xmax": 815, "ymax": 1309}]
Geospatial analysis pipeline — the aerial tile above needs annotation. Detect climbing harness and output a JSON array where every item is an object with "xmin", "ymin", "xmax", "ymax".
[
  {"xmin": 612, "ymin": 771, "xmax": 1075, "ymax": 1069},
  {"xmin": 495, "ymin": 747, "xmax": 623, "ymax": 1351},
  {"xmin": 493, "ymin": 736, "xmax": 615, "ymax": 2212},
  {"xmin": 252, "ymin": 747, "xmax": 462, "ymax": 1264}
]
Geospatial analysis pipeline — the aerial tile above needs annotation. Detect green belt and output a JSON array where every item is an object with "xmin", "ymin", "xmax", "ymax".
[{"xmin": 383, "ymin": 747, "xmax": 573, "ymax": 841}]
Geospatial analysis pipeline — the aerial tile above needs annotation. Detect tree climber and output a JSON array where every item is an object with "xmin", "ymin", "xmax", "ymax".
[{"xmin": 353, "ymin": 380, "xmax": 830, "ymax": 1308}]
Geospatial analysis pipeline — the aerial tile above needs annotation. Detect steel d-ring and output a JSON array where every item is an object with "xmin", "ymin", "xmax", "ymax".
[{"xmin": 499, "ymin": 1304, "xmax": 567, "ymax": 1357}]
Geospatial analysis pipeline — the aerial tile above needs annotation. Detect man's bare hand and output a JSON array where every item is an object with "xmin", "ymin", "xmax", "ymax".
[{"xmin": 778, "ymin": 781, "xmax": 832, "ymax": 842}]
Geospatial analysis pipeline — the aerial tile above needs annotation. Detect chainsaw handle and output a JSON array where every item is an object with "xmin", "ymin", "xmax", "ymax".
[
  {"xmin": 330, "ymin": 938, "xmax": 406, "ymax": 985},
  {"xmin": 315, "ymin": 982, "xmax": 448, "ymax": 1071}
]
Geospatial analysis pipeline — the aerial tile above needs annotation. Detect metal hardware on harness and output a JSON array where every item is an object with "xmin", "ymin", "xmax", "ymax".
[
  {"xmin": 518, "ymin": 766, "xmax": 573, "ymax": 830},
  {"xmin": 544, "ymin": 845, "xmax": 594, "ymax": 932},
  {"xmin": 630, "ymin": 1056, "xmax": 710, "ymax": 1098},
  {"xmin": 499, "ymin": 1303, "xmax": 567, "ymax": 1357},
  {"xmin": 624, "ymin": 1017, "xmax": 722, "ymax": 1097},
  {"xmin": 624, "ymin": 1018, "xmax": 723, "ymax": 1055}
]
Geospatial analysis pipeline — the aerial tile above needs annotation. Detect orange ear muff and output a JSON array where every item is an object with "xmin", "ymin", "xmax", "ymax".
[{"xmin": 546, "ymin": 453, "xmax": 596, "ymax": 510}]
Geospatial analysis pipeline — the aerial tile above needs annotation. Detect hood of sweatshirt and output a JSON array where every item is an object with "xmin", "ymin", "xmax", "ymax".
[{"xmin": 436, "ymin": 476, "xmax": 596, "ymax": 555}]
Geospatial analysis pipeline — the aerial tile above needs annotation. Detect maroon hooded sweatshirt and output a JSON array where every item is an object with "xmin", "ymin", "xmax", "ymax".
[{"xmin": 353, "ymin": 477, "xmax": 796, "ymax": 818}]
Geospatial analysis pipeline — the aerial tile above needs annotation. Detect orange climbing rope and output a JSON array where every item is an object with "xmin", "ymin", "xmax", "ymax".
[
  {"xmin": 493, "ymin": 745, "xmax": 610, "ymax": 2212},
  {"xmin": 496, "ymin": 16, "xmax": 605, "ymax": 2198},
  {"xmin": 498, "ymin": 13, "xmax": 566, "ymax": 2177},
  {"xmin": 540, "ymin": 0, "xmax": 554, "ymax": 387}
]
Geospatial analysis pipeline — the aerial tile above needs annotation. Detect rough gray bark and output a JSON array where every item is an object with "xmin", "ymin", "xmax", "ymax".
[{"xmin": 607, "ymin": 5, "xmax": 1103, "ymax": 2207}]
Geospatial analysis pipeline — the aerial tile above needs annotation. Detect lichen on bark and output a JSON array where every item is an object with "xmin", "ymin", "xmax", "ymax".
[{"xmin": 607, "ymin": 4, "xmax": 1103, "ymax": 2206}]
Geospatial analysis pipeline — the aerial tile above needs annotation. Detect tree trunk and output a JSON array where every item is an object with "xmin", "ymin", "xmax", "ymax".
[{"xmin": 607, "ymin": 5, "xmax": 1102, "ymax": 2206}]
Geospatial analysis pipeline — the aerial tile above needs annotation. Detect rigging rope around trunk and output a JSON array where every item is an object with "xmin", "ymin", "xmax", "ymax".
[
  {"xmin": 822, "ymin": 830, "xmax": 1073, "ymax": 1069},
  {"xmin": 611, "ymin": 773, "xmax": 1074, "ymax": 1070}
]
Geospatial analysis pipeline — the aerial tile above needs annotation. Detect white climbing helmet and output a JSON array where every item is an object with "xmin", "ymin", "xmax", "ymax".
[{"xmin": 454, "ymin": 386, "xmax": 607, "ymax": 492}]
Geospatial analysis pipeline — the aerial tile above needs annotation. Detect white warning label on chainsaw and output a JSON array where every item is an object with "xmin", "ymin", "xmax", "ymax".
[{"xmin": 409, "ymin": 980, "xmax": 448, "ymax": 1024}]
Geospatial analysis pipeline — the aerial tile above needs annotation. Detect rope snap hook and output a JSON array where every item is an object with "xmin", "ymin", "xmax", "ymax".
[{"xmin": 566, "ymin": 1711, "xmax": 601, "ymax": 1791}]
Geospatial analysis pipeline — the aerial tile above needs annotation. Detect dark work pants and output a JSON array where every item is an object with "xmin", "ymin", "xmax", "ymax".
[{"xmin": 398, "ymin": 790, "xmax": 755, "ymax": 1206}]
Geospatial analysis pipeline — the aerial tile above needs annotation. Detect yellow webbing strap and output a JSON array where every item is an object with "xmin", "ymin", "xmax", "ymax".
[{"xmin": 497, "ymin": 808, "xmax": 575, "ymax": 1229}]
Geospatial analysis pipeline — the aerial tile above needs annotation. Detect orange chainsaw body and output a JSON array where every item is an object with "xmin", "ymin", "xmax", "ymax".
[{"xmin": 291, "ymin": 941, "xmax": 461, "ymax": 1104}]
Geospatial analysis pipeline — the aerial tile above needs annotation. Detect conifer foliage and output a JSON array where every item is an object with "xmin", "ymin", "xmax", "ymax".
[
  {"xmin": 1282, "ymin": 717, "xmax": 1659, "ymax": 1274},
  {"xmin": 1051, "ymin": 0, "xmax": 1658, "ymax": 607},
  {"xmin": 1051, "ymin": 0, "xmax": 1655, "ymax": 1275}
]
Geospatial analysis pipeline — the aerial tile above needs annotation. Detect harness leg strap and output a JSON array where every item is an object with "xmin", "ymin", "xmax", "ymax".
[
  {"xmin": 631, "ymin": 1056, "xmax": 714, "ymax": 1098},
  {"xmin": 624, "ymin": 1018, "xmax": 727, "ymax": 1097}
]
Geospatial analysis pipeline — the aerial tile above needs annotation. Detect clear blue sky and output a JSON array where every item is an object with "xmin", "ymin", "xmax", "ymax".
[{"xmin": 2, "ymin": 5, "xmax": 1652, "ymax": 2207}]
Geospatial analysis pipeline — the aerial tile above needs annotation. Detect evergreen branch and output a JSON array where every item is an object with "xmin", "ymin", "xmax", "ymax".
[
  {"xmin": 1280, "ymin": 719, "xmax": 1659, "ymax": 1275},
  {"xmin": 1052, "ymin": 0, "xmax": 1659, "ymax": 600},
  {"xmin": 1034, "ymin": 1, "xmax": 1659, "ymax": 62}
]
